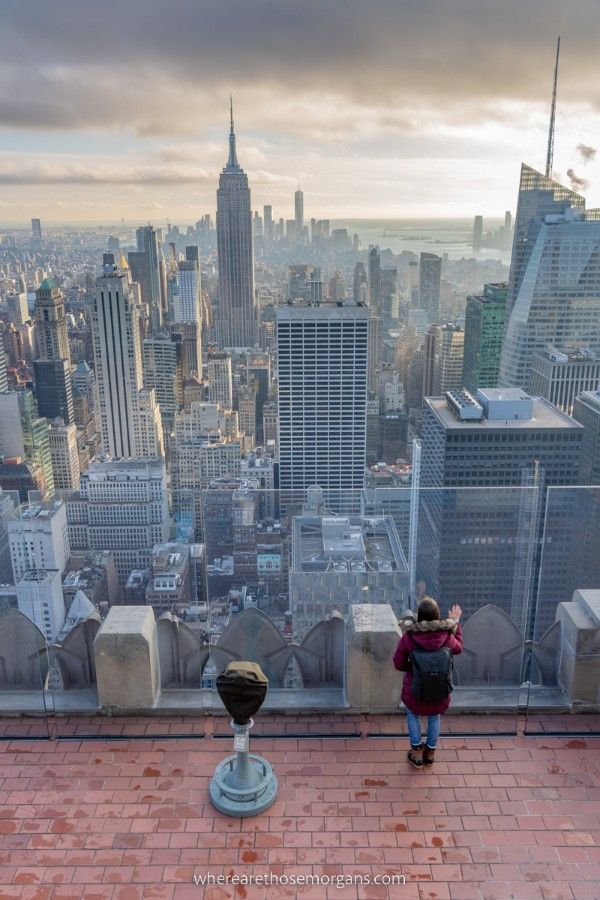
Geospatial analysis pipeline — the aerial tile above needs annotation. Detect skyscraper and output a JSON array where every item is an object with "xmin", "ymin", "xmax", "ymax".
[
  {"xmin": 142, "ymin": 334, "xmax": 184, "ymax": 436},
  {"xmin": 31, "ymin": 218, "xmax": 42, "ymax": 248},
  {"xmin": 263, "ymin": 205, "xmax": 273, "ymax": 243},
  {"xmin": 91, "ymin": 264, "xmax": 163, "ymax": 458},
  {"xmin": 67, "ymin": 457, "xmax": 169, "ymax": 587},
  {"xmin": 130, "ymin": 225, "xmax": 164, "ymax": 331},
  {"xmin": 174, "ymin": 246, "xmax": 202, "ymax": 375},
  {"xmin": 420, "ymin": 389, "xmax": 583, "ymax": 620},
  {"xmin": 216, "ymin": 101, "xmax": 258, "ymax": 348},
  {"xmin": 472, "ymin": 215, "xmax": 483, "ymax": 250},
  {"xmin": 33, "ymin": 277, "xmax": 73, "ymax": 425},
  {"xmin": 499, "ymin": 165, "xmax": 600, "ymax": 389},
  {"xmin": 504, "ymin": 164, "xmax": 584, "ymax": 324},
  {"xmin": 35, "ymin": 278, "xmax": 69, "ymax": 361},
  {"xmin": 294, "ymin": 185, "xmax": 304, "ymax": 237},
  {"xmin": 529, "ymin": 348, "xmax": 600, "ymax": 416},
  {"xmin": 419, "ymin": 253, "xmax": 442, "ymax": 321},
  {"xmin": 368, "ymin": 247, "xmax": 381, "ymax": 314},
  {"xmin": 207, "ymin": 353, "xmax": 233, "ymax": 408},
  {"xmin": 462, "ymin": 283, "xmax": 507, "ymax": 392},
  {"xmin": 277, "ymin": 302, "xmax": 368, "ymax": 512}
]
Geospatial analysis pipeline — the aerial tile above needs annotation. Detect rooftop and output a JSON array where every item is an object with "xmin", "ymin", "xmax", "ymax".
[
  {"xmin": 0, "ymin": 724, "xmax": 598, "ymax": 899},
  {"xmin": 426, "ymin": 395, "xmax": 582, "ymax": 431}
]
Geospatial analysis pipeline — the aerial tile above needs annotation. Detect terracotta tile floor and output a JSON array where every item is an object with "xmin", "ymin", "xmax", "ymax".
[{"xmin": 0, "ymin": 720, "xmax": 599, "ymax": 899}]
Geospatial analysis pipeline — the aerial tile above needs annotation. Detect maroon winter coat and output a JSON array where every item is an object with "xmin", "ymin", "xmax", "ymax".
[{"xmin": 393, "ymin": 618, "xmax": 463, "ymax": 716}]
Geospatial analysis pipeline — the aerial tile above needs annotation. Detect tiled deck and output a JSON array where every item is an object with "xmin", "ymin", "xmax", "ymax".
[{"xmin": 0, "ymin": 720, "xmax": 599, "ymax": 899}]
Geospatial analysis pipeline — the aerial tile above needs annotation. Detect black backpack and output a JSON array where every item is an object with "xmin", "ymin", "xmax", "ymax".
[{"xmin": 410, "ymin": 643, "xmax": 454, "ymax": 703}]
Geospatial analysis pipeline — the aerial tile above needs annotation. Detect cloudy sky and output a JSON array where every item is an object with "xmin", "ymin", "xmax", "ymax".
[{"xmin": 1, "ymin": 0, "xmax": 600, "ymax": 224}]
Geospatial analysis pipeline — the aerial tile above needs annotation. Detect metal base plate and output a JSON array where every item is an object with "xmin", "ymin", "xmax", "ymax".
[{"xmin": 209, "ymin": 754, "xmax": 278, "ymax": 817}]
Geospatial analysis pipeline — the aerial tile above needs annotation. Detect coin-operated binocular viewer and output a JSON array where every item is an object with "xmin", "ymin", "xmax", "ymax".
[{"xmin": 209, "ymin": 661, "xmax": 278, "ymax": 816}]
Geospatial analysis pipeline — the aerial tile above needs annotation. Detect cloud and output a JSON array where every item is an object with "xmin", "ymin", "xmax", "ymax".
[
  {"xmin": 1, "ymin": 1, "xmax": 599, "ymax": 138},
  {"xmin": 566, "ymin": 167, "xmax": 589, "ymax": 191},
  {"xmin": 577, "ymin": 143, "xmax": 597, "ymax": 163},
  {"xmin": 0, "ymin": 157, "xmax": 213, "ymax": 185}
]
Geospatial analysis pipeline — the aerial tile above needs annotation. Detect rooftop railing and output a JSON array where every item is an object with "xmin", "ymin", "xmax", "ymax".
[{"xmin": 1, "ymin": 486, "xmax": 599, "ymax": 739}]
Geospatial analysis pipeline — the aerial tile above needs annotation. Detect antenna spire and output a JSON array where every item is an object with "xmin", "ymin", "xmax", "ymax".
[
  {"xmin": 226, "ymin": 94, "xmax": 240, "ymax": 170},
  {"xmin": 545, "ymin": 36, "xmax": 560, "ymax": 179}
]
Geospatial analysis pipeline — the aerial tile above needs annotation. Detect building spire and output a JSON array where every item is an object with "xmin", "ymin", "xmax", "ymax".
[
  {"xmin": 227, "ymin": 94, "xmax": 240, "ymax": 170},
  {"xmin": 545, "ymin": 36, "xmax": 560, "ymax": 179}
]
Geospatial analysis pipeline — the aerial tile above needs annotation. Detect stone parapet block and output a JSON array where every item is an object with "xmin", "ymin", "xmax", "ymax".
[
  {"xmin": 556, "ymin": 589, "xmax": 600, "ymax": 706},
  {"xmin": 346, "ymin": 603, "xmax": 401, "ymax": 711},
  {"xmin": 95, "ymin": 606, "xmax": 160, "ymax": 709}
]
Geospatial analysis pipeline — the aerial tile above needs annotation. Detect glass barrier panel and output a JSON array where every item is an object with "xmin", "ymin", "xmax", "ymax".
[
  {"xmin": 525, "ymin": 486, "xmax": 600, "ymax": 735},
  {"xmin": 363, "ymin": 486, "xmax": 538, "ymax": 737},
  {"xmin": 50, "ymin": 486, "xmax": 207, "ymax": 738},
  {"xmin": 0, "ymin": 491, "xmax": 51, "ymax": 739},
  {"xmin": 203, "ymin": 488, "xmax": 356, "ymax": 738}
]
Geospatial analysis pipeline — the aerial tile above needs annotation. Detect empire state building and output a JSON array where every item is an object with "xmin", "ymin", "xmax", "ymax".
[{"xmin": 216, "ymin": 101, "xmax": 258, "ymax": 348}]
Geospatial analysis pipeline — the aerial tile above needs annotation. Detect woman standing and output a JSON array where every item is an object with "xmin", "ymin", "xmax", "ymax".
[{"xmin": 393, "ymin": 597, "xmax": 463, "ymax": 768}]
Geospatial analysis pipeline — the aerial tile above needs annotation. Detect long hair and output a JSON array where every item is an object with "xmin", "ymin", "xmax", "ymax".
[{"xmin": 417, "ymin": 596, "xmax": 440, "ymax": 622}]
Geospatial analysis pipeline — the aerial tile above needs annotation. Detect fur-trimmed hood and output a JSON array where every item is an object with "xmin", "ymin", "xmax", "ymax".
[{"xmin": 399, "ymin": 615, "xmax": 458, "ymax": 634}]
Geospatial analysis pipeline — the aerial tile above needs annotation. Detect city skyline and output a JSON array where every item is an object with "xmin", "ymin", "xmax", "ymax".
[{"xmin": 1, "ymin": 1, "xmax": 600, "ymax": 222}]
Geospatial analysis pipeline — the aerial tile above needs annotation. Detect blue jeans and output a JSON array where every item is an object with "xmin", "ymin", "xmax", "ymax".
[{"xmin": 406, "ymin": 710, "xmax": 441, "ymax": 749}]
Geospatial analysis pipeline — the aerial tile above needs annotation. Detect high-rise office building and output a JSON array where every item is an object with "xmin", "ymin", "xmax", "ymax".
[
  {"xmin": 33, "ymin": 277, "xmax": 73, "ymax": 425},
  {"xmin": 462, "ymin": 283, "xmax": 507, "ymax": 393},
  {"xmin": 35, "ymin": 278, "xmax": 70, "ymax": 361},
  {"xmin": 33, "ymin": 359, "xmax": 74, "ymax": 426},
  {"xmin": 368, "ymin": 247, "xmax": 381, "ymax": 314},
  {"xmin": 8, "ymin": 498, "xmax": 70, "ymax": 583},
  {"xmin": 499, "ymin": 164, "xmax": 600, "ymax": 388},
  {"xmin": 142, "ymin": 334, "xmax": 184, "ymax": 435},
  {"xmin": 48, "ymin": 421, "xmax": 80, "ymax": 491},
  {"xmin": 244, "ymin": 351, "xmax": 270, "ymax": 444},
  {"xmin": 573, "ymin": 390, "xmax": 600, "ymax": 484},
  {"xmin": 91, "ymin": 265, "xmax": 163, "ymax": 458},
  {"xmin": 6, "ymin": 292, "xmax": 29, "ymax": 328},
  {"xmin": 175, "ymin": 248, "xmax": 202, "ymax": 326},
  {"xmin": 0, "ymin": 345, "xmax": 8, "ymax": 394},
  {"xmin": 16, "ymin": 569, "xmax": 65, "ymax": 643},
  {"xmin": 406, "ymin": 261, "xmax": 420, "ymax": 305},
  {"xmin": 294, "ymin": 186, "xmax": 304, "ymax": 237},
  {"xmin": 419, "ymin": 253, "xmax": 442, "ymax": 321},
  {"xmin": 0, "ymin": 391, "xmax": 54, "ymax": 497},
  {"xmin": 276, "ymin": 302, "xmax": 368, "ymax": 512},
  {"xmin": 134, "ymin": 225, "xmax": 164, "ymax": 332},
  {"xmin": 31, "ymin": 218, "xmax": 42, "ymax": 248},
  {"xmin": 420, "ymin": 388, "xmax": 583, "ymax": 623},
  {"xmin": 424, "ymin": 324, "xmax": 464, "ymax": 396},
  {"xmin": 353, "ymin": 262, "xmax": 367, "ymax": 304},
  {"xmin": 263, "ymin": 205, "xmax": 273, "ymax": 243},
  {"xmin": 170, "ymin": 402, "xmax": 241, "ymax": 539},
  {"xmin": 367, "ymin": 308, "xmax": 383, "ymax": 394},
  {"xmin": 207, "ymin": 353, "xmax": 233, "ymax": 408},
  {"xmin": 505, "ymin": 164, "xmax": 585, "ymax": 324},
  {"xmin": 472, "ymin": 215, "xmax": 483, "ymax": 250},
  {"xmin": 67, "ymin": 457, "xmax": 169, "ymax": 586},
  {"xmin": 530, "ymin": 348, "xmax": 600, "ymax": 416},
  {"xmin": 288, "ymin": 265, "xmax": 323, "ymax": 303},
  {"xmin": 216, "ymin": 103, "xmax": 258, "ymax": 348}
]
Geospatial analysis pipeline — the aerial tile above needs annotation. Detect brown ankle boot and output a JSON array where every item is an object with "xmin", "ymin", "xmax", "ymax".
[
  {"xmin": 407, "ymin": 745, "xmax": 423, "ymax": 768},
  {"xmin": 423, "ymin": 746, "xmax": 435, "ymax": 766}
]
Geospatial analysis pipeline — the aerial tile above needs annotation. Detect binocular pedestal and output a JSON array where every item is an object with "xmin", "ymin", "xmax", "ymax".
[{"xmin": 209, "ymin": 718, "xmax": 278, "ymax": 817}]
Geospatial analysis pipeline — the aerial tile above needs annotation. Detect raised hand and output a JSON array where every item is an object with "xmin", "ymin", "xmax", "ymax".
[{"xmin": 448, "ymin": 604, "xmax": 462, "ymax": 621}]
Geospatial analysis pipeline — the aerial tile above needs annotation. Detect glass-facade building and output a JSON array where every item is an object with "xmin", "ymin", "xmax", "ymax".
[
  {"xmin": 499, "ymin": 164, "xmax": 600, "ymax": 390},
  {"xmin": 462, "ymin": 282, "xmax": 507, "ymax": 392}
]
